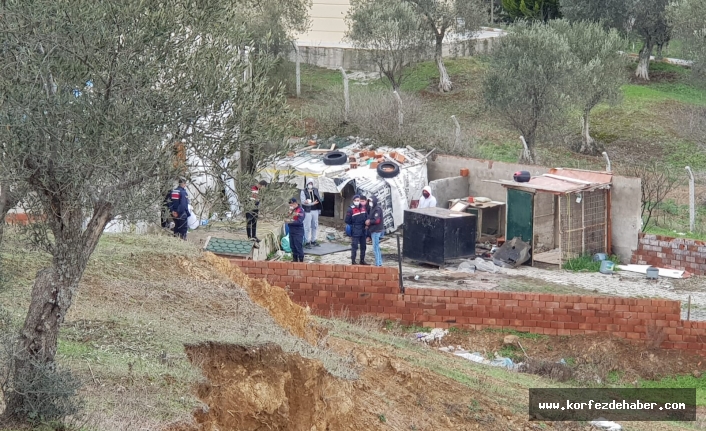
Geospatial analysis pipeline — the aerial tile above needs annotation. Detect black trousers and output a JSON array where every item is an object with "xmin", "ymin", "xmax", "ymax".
[
  {"xmin": 290, "ymin": 234, "xmax": 304, "ymax": 262},
  {"xmin": 351, "ymin": 235, "xmax": 367, "ymax": 263},
  {"xmin": 246, "ymin": 210, "xmax": 258, "ymax": 239},
  {"xmin": 173, "ymin": 217, "xmax": 188, "ymax": 240}
]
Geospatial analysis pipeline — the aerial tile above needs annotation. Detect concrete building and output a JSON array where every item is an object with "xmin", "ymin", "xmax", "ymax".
[{"xmin": 294, "ymin": 1, "xmax": 506, "ymax": 71}]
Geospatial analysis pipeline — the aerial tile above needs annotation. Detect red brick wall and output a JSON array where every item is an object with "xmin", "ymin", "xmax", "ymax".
[
  {"xmin": 632, "ymin": 233, "xmax": 706, "ymax": 276},
  {"xmin": 231, "ymin": 260, "xmax": 706, "ymax": 356}
]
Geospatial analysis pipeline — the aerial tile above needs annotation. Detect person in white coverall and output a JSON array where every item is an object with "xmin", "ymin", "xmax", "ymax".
[{"xmin": 417, "ymin": 185, "xmax": 437, "ymax": 209}]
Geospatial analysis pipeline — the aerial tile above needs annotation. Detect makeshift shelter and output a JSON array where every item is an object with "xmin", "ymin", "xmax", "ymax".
[
  {"xmin": 487, "ymin": 168, "xmax": 613, "ymax": 266},
  {"xmin": 260, "ymin": 140, "xmax": 429, "ymax": 233}
]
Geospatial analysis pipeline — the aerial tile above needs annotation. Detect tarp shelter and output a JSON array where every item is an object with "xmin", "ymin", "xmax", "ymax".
[
  {"xmin": 260, "ymin": 143, "xmax": 429, "ymax": 233},
  {"xmin": 486, "ymin": 168, "xmax": 613, "ymax": 266}
]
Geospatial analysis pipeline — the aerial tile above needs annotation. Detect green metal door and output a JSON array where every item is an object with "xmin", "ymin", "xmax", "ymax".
[{"xmin": 506, "ymin": 188, "xmax": 533, "ymax": 243}]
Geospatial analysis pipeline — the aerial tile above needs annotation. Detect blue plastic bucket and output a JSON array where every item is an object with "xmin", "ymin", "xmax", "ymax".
[
  {"xmin": 599, "ymin": 260, "xmax": 615, "ymax": 274},
  {"xmin": 593, "ymin": 253, "xmax": 608, "ymax": 262}
]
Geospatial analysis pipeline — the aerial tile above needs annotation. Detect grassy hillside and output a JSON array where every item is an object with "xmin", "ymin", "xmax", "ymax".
[
  {"xmin": 289, "ymin": 57, "xmax": 706, "ymax": 237},
  {"xmin": 0, "ymin": 231, "xmax": 703, "ymax": 430}
]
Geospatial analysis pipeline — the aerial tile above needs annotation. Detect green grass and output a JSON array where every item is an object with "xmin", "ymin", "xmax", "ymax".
[
  {"xmin": 482, "ymin": 328, "xmax": 548, "ymax": 340},
  {"xmin": 643, "ymin": 225, "xmax": 706, "ymax": 242},
  {"xmin": 562, "ymin": 254, "xmax": 621, "ymax": 272},
  {"xmin": 622, "ymin": 83, "xmax": 706, "ymax": 107},
  {"xmin": 640, "ymin": 374, "xmax": 706, "ymax": 406}
]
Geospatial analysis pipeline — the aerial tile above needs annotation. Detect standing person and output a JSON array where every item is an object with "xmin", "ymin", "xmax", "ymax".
[
  {"xmin": 170, "ymin": 178, "xmax": 190, "ymax": 240},
  {"xmin": 246, "ymin": 185, "xmax": 261, "ymax": 243},
  {"xmin": 418, "ymin": 186, "xmax": 437, "ymax": 209},
  {"xmin": 366, "ymin": 196, "xmax": 384, "ymax": 267},
  {"xmin": 300, "ymin": 180, "xmax": 323, "ymax": 248},
  {"xmin": 344, "ymin": 194, "xmax": 369, "ymax": 265},
  {"xmin": 287, "ymin": 198, "xmax": 305, "ymax": 262},
  {"xmin": 360, "ymin": 195, "xmax": 372, "ymax": 245}
]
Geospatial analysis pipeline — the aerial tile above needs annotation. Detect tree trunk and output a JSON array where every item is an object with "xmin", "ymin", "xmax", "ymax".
[
  {"xmin": 435, "ymin": 35, "xmax": 452, "ymax": 93},
  {"xmin": 636, "ymin": 40, "xmax": 653, "ymax": 80},
  {"xmin": 578, "ymin": 110, "xmax": 602, "ymax": 155},
  {"xmin": 3, "ymin": 204, "xmax": 112, "ymax": 420},
  {"xmin": 656, "ymin": 43, "xmax": 664, "ymax": 61},
  {"xmin": 520, "ymin": 135, "xmax": 537, "ymax": 165}
]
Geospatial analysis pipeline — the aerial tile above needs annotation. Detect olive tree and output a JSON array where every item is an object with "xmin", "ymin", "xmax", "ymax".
[
  {"xmin": 483, "ymin": 21, "xmax": 574, "ymax": 164},
  {"xmin": 403, "ymin": 0, "xmax": 486, "ymax": 92},
  {"xmin": 0, "ymin": 0, "xmax": 292, "ymax": 421},
  {"xmin": 550, "ymin": 20, "xmax": 628, "ymax": 155},
  {"xmin": 501, "ymin": 0, "xmax": 560, "ymax": 22},
  {"xmin": 669, "ymin": 0, "xmax": 706, "ymax": 86},
  {"xmin": 345, "ymin": 0, "xmax": 428, "ymax": 90},
  {"xmin": 561, "ymin": 0, "xmax": 671, "ymax": 81}
]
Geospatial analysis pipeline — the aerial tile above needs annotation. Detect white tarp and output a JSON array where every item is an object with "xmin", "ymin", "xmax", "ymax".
[
  {"xmin": 616, "ymin": 264, "xmax": 685, "ymax": 279},
  {"xmin": 261, "ymin": 144, "xmax": 428, "ymax": 233}
]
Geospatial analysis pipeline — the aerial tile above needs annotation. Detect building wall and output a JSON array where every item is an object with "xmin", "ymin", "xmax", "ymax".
[
  {"xmin": 429, "ymin": 176, "xmax": 469, "ymax": 208},
  {"xmin": 231, "ymin": 260, "xmax": 706, "ymax": 357},
  {"xmin": 632, "ymin": 233, "xmax": 706, "ymax": 276},
  {"xmin": 298, "ymin": 0, "xmax": 351, "ymax": 45},
  {"xmin": 427, "ymin": 155, "xmax": 641, "ymax": 263},
  {"xmin": 610, "ymin": 174, "xmax": 642, "ymax": 260}
]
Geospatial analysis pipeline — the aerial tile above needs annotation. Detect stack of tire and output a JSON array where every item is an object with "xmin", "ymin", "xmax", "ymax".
[{"xmin": 322, "ymin": 150, "xmax": 400, "ymax": 178}]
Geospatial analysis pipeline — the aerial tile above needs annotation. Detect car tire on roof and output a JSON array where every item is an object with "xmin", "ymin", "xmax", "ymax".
[
  {"xmin": 323, "ymin": 150, "xmax": 347, "ymax": 166},
  {"xmin": 377, "ymin": 161, "xmax": 400, "ymax": 178}
]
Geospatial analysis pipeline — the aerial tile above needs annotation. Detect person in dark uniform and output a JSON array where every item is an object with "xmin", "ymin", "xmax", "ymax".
[
  {"xmin": 246, "ymin": 185, "xmax": 261, "ymax": 243},
  {"xmin": 169, "ymin": 178, "xmax": 190, "ymax": 240},
  {"xmin": 287, "ymin": 197, "xmax": 305, "ymax": 262},
  {"xmin": 344, "ymin": 194, "xmax": 369, "ymax": 265}
]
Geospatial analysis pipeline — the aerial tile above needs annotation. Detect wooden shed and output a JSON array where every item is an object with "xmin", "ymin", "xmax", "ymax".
[{"xmin": 488, "ymin": 168, "xmax": 613, "ymax": 266}]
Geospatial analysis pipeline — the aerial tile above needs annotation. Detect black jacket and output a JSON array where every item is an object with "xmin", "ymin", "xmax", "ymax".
[
  {"xmin": 300, "ymin": 188, "xmax": 323, "ymax": 213},
  {"xmin": 345, "ymin": 203, "xmax": 367, "ymax": 237},
  {"xmin": 368, "ymin": 196, "xmax": 384, "ymax": 233}
]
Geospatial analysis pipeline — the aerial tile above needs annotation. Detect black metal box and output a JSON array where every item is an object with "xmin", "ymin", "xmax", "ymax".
[{"xmin": 403, "ymin": 207, "xmax": 477, "ymax": 266}]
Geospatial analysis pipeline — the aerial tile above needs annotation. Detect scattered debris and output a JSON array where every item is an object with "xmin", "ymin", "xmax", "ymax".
[
  {"xmin": 492, "ymin": 237, "xmax": 531, "ymax": 268},
  {"xmin": 439, "ymin": 347, "xmax": 520, "ymax": 371},
  {"xmin": 416, "ymin": 328, "xmax": 448, "ymax": 343},
  {"xmin": 589, "ymin": 418, "xmax": 622, "ymax": 430},
  {"xmin": 455, "ymin": 260, "xmax": 476, "ymax": 273},
  {"xmin": 617, "ymin": 264, "xmax": 685, "ymax": 279},
  {"xmin": 473, "ymin": 257, "xmax": 501, "ymax": 273}
]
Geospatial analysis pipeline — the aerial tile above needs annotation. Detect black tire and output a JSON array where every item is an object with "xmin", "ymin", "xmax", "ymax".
[
  {"xmin": 377, "ymin": 161, "xmax": 400, "ymax": 178},
  {"xmin": 323, "ymin": 150, "xmax": 347, "ymax": 166}
]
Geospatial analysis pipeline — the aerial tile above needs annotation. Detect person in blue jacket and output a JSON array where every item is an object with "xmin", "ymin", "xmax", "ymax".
[
  {"xmin": 345, "ymin": 194, "xmax": 369, "ymax": 265},
  {"xmin": 169, "ymin": 178, "xmax": 190, "ymax": 240},
  {"xmin": 287, "ymin": 197, "xmax": 305, "ymax": 262}
]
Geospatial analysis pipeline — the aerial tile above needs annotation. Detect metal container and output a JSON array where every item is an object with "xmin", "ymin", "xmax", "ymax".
[
  {"xmin": 403, "ymin": 207, "xmax": 477, "ymax": 266},
  {"xmin": 646, "ymin": 267, "xmax": 659, "ymax": 279}
]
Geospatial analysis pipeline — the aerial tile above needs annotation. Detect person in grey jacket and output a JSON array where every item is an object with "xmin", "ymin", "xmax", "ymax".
[
  {"xmin": 366, "ymin": 196, "xmax": 384, "ymax": 266},
  {"xmin": 300, "ymin": 180, "xmax": 323, "ymax": 248}
]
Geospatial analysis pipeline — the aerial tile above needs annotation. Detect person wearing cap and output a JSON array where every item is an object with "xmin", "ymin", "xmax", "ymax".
[
  {"xmin": 344, "ymin": 194, "xmax": 369, "ymax": 265},
  {"xmin": 300, "ymin": 180, "xmax": 323, "ymax": 248},
  {"xmin": 287, "ymin": 197, "xmax": 305, "ymax": 262},
  {"xmin": 366, "ymin": 195, "xmax": 384, "ymax": 267},
  {"xmin": 417, "ymin": 185, "xmax": 437, "ymax": 209},
  {"xmin": 359, "ymin": 195, "xmax": 372, "ymax": 245},
  {"xmin": 169, "ymin": 178, "xmax": 190, "ymax": 240},
  {"xmin": 246, "ymin": 185, "xmax": 261, "ymax": 243}
]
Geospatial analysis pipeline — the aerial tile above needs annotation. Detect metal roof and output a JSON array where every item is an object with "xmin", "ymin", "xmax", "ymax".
[{"xmin": 487, "ymin": 168, "xmax": 613, "ymax": 194}]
